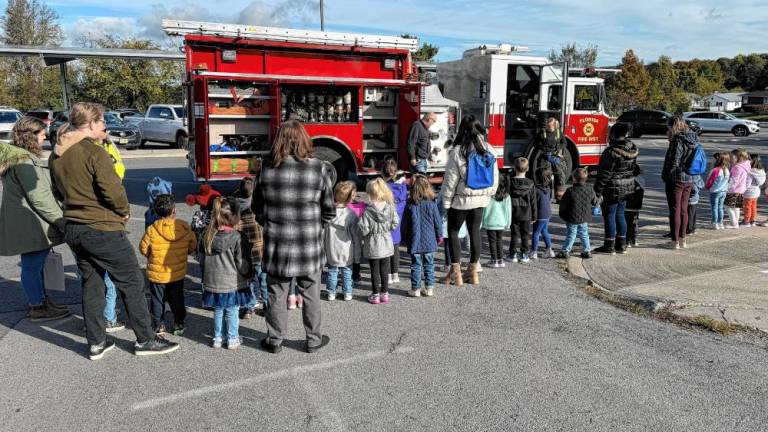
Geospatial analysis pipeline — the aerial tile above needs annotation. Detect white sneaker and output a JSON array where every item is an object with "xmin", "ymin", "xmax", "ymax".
[
  {"xmin": 711, "ymin": 223, "xmax": 719, "ymax": 230},
  {"xmin": 326, "ymin": 291, "xmax": 336, "ymax": 302},
  {"xmin": 343, "ymin": 293, "xmax": 353, "ymax": 301},
  {"xmin": 212, "ymin": 338, "xmax": 223, "ymax": 349},
  {"xmin": 421, "ymin": 287, "xmax": 434, "ymax": 297},
  {"xmin": 227, "ymin": 338, "xmax": 242, "ymax": 350},
  {"xmin": 387, "ymin": 274, "xmax": 393, "ymax": 285},
  {"xmin": 669, "ymin": 240, "xmax": 680, "ymax": 250},
  {"xmin": 520, "ymin": 253, "xmax": 530, "ymax": 264},
  {"xmin": 497, "ymin": 259, "xmax": 506, "ymax": 268},
  {"xmin": 530, "ymin": 251, "xmax": 538, "ymax": 260},
  {"xmin": 547, "ymin": 248, "xmax": 556, "ymax": 258},
  {"xmin": 408, "ymin": 289, "xmax": 421, "ymax": 297},
  {"xmin": 679, "ymin": 239, "xmax": 687, "ymax": 249},
  {"xmin": 725, "ymin": 224, "xmax": 739, "ymax": 229}
]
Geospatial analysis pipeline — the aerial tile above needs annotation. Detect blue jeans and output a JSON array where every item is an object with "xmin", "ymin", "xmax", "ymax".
[
  {"xmin": 246, "ymin": 263, "xmax": 268, "ymax": 308},
  {"xmin": 602, "ymin": 201, "xmax": 627, "ymax": 238},
  {"xmin": 710, "ymin": 191, "xmax": 726, "ymax": 224},
  {"xmin": 213, "ymin": 305, "xmax": 240, "ymax": 342},
  {"xmin": 103, "ymin": 272, "xmax": 118, "ymax": 322},
  {"xmin": 531, "ymin": 219, "xmax": 552, "ymax": 251},
  {"xmin": 20, "ymin": 249, "xmax": 49, "ymax": 306},
  {"xmin": 562, "ymin": 223, "xmax": 591, "ymax": 253},
  {"xmin": 410, "ymin": 252, "xmax": 435, "ymax": 289},
  {"xmin": 414, "ymin": 158, "xmax": 428, "ymax": 173},
  {"xmin": 326, "ymin": 265, "xmax": 352, "ymax": 296}
]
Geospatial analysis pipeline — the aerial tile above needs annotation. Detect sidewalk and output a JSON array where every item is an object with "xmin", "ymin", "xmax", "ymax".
[{"xmin": 568, "ymin": 224, "xmax": 768, "ymax": 333}]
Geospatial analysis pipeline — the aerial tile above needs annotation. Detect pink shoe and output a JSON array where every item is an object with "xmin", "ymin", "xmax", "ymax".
[
  {"xmin": 380, "ymin": 293, "xmax": 390, "ymax": 304},
  {"xmin": 287, "ymin": 294, "xmax": 297, "ymax": 310},
  {"xmin": 297, "ymin": 295, "xmax": 304, "ymax": 309},
  {"xmin": 368, "ymin": 294, "xmax": 380, "ymax": 304}
]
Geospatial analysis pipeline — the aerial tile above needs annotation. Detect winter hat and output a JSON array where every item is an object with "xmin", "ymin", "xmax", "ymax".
[{"xmin": 185, "ymin": 184, "xmax": 221, "ymax": 209}]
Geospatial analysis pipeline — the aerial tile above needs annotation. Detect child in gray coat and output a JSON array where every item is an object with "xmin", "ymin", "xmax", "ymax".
[
  {"xmin": 358, "ymin": 178, "xmax": 399, "ymax": 305},
  {"xmin": 323, "ymin": 181, "xmax": 361, "ymax": 302}
]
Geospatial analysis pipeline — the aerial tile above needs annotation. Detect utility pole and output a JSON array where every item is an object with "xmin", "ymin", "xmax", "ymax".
[{"xmin": 320, "ymin": 0, "xmax": 325, "ymax": 31}]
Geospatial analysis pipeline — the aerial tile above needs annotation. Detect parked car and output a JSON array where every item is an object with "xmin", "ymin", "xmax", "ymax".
[
  {"xmin": 26, "ymin": 108, "xmax": 65, "ymax": 139},
  {"xmin": 127, "ymin": 104, "xmax": 188, "ymax": 148},
  {"xmin": 0, "ymin": 107, "xmax": 22, "ymax": 141},
  {"xmin": 683, "ymin": 112, "xmax": 760, "ymax": 137},
  {"xmin": 616, "ymin": 110, "xmax": 701, "ymax": 137},
  {"xmin": 50, "ymin": 111, "xmax": 141, "ymax": 149}
]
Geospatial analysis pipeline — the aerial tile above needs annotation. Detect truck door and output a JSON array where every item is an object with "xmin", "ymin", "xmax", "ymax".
[
  {"xmin": 398, "ymin": 84, "xmax": 421, "ymax": 170},
  {"xmin": 538, "ymin": 62, "xmax": 568, "ymax": 128}
]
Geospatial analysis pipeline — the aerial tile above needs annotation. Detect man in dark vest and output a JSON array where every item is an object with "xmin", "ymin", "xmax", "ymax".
[
  {"xmin": 534, "ymin": 117, "xmax": 567, "ymax": 197},
  {"xmin": 408, "ymin": 112, "xmax": 437, "ymax": 174}
]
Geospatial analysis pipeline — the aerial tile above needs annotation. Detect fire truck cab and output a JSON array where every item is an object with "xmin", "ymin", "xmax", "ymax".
[
  {"xmin": 438, "ymin": 44, "xmax": 610, "ymax": 175},
  {"xmin": 162, "ymin": 20, "xmax": 423, "ymax": 183}
]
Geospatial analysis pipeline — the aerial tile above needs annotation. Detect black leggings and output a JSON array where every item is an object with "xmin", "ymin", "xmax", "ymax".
[
  {"xmin": 487, "ymin": 230, "xmax": 504, "ymax": 260},
  {"xmin": 369, "ymin": 258, "xmax": 390, "ymax": 294},
  {"xmin": 389, "ymin": 249, "xmax": 400, "ymax": 275},
  {"xmin": 447, "ymin": 207, "xmax": 483, "ymax": 264}
]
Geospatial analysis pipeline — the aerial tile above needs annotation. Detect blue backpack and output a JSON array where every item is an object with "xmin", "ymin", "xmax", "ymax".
[
  {"xmin": 686, "ymin": 144, "xmax": 707, "ymax": 176},
  {"xmin": 466, "ymin": 151, "xmax": 495, "ymax": 189}
]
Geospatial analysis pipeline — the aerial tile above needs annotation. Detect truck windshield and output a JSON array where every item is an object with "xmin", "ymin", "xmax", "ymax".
[{"xmin": 174, "ymin": 107, "xmax": 186, "ymax": 118}]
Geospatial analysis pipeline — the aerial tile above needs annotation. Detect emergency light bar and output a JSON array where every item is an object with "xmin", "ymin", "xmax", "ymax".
[{"xmin": 162, "ymin": 20, "xmax": 419, "ymax": 52}]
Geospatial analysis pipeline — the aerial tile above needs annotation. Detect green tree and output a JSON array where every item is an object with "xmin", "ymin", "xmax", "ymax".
[
  {"xmin": 732, "ymin": 54, "xmax": 767, "ymax": 91},
  {"xmin": 605, "ymin": 49, "xmax": 651, "ymax": 115},
  {"xmin": 647, "ymin": 55, "xmax": 689, "ymax": 112},
  {"xmin": 548, "ymin": 43, "xmax": 598, "ymax": 68},
  {"xmin": 401, "ymin": 34, "xmax": 439, "ymax": 62}
]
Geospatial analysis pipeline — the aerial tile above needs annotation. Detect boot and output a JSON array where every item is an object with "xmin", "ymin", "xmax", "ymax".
[
  {"xmin": 441, "ymin": 263, "xmax": 464, "ymax": 286},
  {"xmin": 30, "ymin": 304, "xmax": 71, "ymax": 322},
  {"xmin": 45, "ymin": 297, "xmax": 70, "ymax": 313},
  {"xmin": 594, "ymin": 238, "xmax": 616, "ymax": 255},
  {"xmin": 615, "ymin": 236, "xmax": 627, "ymax": 254},
  {"xmin": 463, "ymin": 262, "xmax": 480, "ymax": 285}
]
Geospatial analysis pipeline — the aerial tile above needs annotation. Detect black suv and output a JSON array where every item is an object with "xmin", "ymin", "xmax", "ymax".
[{"xmin": 617, "ymin": 110, "xmax": 700, "ymax": 137}]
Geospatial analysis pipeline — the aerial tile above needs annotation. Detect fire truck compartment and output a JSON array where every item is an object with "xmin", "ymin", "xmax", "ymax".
[{"xmin": 280, "ymin": 84, "xmax": 358, "ymax": 124}]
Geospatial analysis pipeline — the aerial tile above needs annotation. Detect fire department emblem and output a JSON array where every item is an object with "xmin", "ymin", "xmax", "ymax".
[{"xmin": 583, "ymin": 123, "xmax": 595, "ymax": 137}]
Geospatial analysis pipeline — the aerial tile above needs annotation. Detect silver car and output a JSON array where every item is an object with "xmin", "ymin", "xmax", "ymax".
[{"xmin": 683, "ymin": 112, "xmax": 760, "ymax": 137}]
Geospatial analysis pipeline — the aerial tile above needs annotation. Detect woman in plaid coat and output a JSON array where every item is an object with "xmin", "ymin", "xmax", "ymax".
[{"xmin": 253, "ymin": 120, "xmax": 335, "ymax": 354}]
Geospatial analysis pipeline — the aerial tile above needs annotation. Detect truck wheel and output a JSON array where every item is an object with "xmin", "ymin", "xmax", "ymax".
[
  {"xmin": 314, "ymin": 146, "xmax": 347, "ymax": 184},
  {"xmin": 173, "ymin": 133, "xmax": 187, "ymax": 149},
  {"xmin": 732, "ymin": 125, "xmax": 749, "ymax": 137}
]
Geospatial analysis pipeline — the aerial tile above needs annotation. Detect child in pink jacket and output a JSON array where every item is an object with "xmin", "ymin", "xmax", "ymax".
[{"xmin": 725, "ymin": 149, "xmax": 752, "ymax": 229}]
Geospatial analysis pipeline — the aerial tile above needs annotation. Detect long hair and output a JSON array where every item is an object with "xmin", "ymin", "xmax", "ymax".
[
  {"xmin": 409, "ymin": 174, "xmax": 435, "ymax": 204},
  {"xmin": 669, "ymin": 116, "xmax": 688, "ymax": 136},
  {"xmin": 11, "ymin": 116, "xmax": 46, "ymax": 156},
  {"xmin": 203, "ymin": 196, "xmax": 240, "ymax": 254},
  {"xmin": 366, "ymin": 178, "xmax": 394, "ymax": 204},
  {"xmin": 381, "ymin": 158, "xmax": 398, "ymax": 181},
  {"xmin": 493, "ymin": 173, "xmax": 509, "ymax": 201},
  {"xmin": 454, "ymin": 114, "xmax": 487, "ymax": 159},
  {"xmin": 271, "ymin": 120, "xmax": 314, "ymax": 167},
  {"xmin": 713, "ymin": 152, "xmax": 730, "ymax": 170},
  {"xmin": 751, "ymin": 153, "xmax": 764, "ymax": 170}
]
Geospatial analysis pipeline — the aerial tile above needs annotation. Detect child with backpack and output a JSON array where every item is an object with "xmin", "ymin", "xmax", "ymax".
[
  {"xmin": 324, "ymin": 181, "xmax": 361, "ymax": 302},
  {"xmin": 725, "ymin": 149, "xmax": 752, "ymax": 229},
  {"xmin": 531, "ymin": 167, "xmax": 555, "ymax": 259},
  {"xmin": 557, "ymin": 168, "xmax": 598, "ymax": 259},
  {"xmin": 705, "ymin": 153, "xmax": 730, "ymax": 230},
  {"xmin": 625, "ymin": 166, "xmax": 645, "ymax": 247},
  {"xmin": 401, "ymin": 175, "xmax": 442, "ymax": 297},
  {"xmin": 505, "ymin": 157, "xmax": 537, "ymax": 264},
  {"xmin": 232, "ymin": 177, "xmax": 266, "ymax": 318},
  {"xmin": 743, "ymin": 154, "xmax": 766, "ymax": 227},
  {"xmin": 382, "ymin": 160, "xmax": 406, "ymax": 285},
  {"xmin": 359, "ymin": 178, "xmax": 399, "ymax": 305},
  {"xmin": 481, "ymin": 175, "xmax": 511, "ymax": 267},
  {"xmin": 687, "ymin": 176, "xmax": 705, "ymax": 235},
  {"xmin": 139, "ymin": 194, "xmax": 196, "ymax": 335}
]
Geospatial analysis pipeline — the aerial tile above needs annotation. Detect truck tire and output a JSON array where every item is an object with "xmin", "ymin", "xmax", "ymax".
[
  {"xmin": 314, "ymin": 146, "xmax": 347, "ymax": 184},
  {"xmin": 173, "ymin": 133, "xmax": 188, "ymax": 149}
]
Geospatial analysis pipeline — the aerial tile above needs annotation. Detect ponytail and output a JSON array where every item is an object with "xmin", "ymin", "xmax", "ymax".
[{"xmin": 203, "ymin": 196, "xmax": 240, "ymax": 254}]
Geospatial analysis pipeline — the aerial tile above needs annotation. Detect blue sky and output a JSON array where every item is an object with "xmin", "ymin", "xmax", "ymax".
[{"xmin": 37, "ymin": 0, "xmax": 768, "ymax": 65}]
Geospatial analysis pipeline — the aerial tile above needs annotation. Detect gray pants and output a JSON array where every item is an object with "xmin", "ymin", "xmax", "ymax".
[{"xmin": 265, "ymin": 272, "xmax": 322, "ymax": 347}]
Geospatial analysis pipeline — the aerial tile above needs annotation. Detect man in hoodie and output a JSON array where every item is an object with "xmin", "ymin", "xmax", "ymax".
[
  {"xmin": 505, "ymin": 157, "xmax": 537, "ymax": 263},
  {"xmin": 50, "ymin": 102, "xmax": 178, "ymax": 360}
]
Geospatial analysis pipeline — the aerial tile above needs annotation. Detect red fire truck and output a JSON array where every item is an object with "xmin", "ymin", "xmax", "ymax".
[
  {"xmin": 162, "ymin": 20, "xmax": 423, "ymax": 183},
  {"xmin": 438, "ymin": 44, "xmax": 611, "ymax": 175}
]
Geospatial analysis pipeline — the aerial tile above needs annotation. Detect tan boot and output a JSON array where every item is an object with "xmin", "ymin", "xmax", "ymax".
[
  {"xmin": 464, "ymin": 262, "xmax": 480, "ymax": 285},
  {"xmin": 442, "ymin": 263, "xmax": 464, "ymax": 286}
]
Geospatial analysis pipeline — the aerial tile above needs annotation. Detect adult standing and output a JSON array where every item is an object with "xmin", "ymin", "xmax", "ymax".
[
  {"xmin": 661, "ymin": 116, "xmax": 698, "ymax": 249},
  {"xmin": 441, "ymin": 115, "xmax": 499, "ymax": 286},
  {"xmin": 0, "ymin": 117, "xmax": 70, "ymax": 321},
  {"xmin": 254, "ymin": 120, "xmax": 335, "ymax": 354},
  {"xmin": 51, "ymin": 102, "xmax": 178, "ymax": 360},
  {"xmin": 593, "ymin": 122, "xmax": 639, "ymax": 255},
  {"xmin": 408, "ymin": 112, "xmax": 437, "ymax": 174},
  {"xmin": 533, "ymin": 117, "xmax": 567, "ymax": 196}
]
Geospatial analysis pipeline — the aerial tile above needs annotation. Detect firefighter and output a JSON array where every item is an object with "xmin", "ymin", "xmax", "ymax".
[
  {"xmin": 534, "ymin": 117, "xmax": 567, "ymax": 197},
  {"xmin": 408, "ymin": 112, "xmax": 437, "ymax": 174}
]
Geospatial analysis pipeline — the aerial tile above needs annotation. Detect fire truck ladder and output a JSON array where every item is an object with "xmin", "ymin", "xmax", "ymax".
[{"xmin": 162, "ymin": 20, "xmax": 419, "ymax": 52}]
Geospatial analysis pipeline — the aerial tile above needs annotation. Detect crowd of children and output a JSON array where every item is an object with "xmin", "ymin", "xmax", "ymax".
[{"xmin": 706, "ymin": 150, "xmax": 767, "ymax": 229}]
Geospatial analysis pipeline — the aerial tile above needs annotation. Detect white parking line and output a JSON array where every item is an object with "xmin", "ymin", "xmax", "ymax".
[{"xmin": 131, "ymin": 346, "xmax": 415, "ymax": 411}]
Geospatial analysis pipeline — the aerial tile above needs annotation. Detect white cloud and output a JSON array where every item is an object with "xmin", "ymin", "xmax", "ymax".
[{"xmin": 67, "ymin": 17, "xmax": 138, "ymax": 45}]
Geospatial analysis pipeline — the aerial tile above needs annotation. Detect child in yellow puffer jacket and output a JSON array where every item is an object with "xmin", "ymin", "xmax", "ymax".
[{"xmin": 140, "ymin": 194, "xmax": 197, "ymax": 334}]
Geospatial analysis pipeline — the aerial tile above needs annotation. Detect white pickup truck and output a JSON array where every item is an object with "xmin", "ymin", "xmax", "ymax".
[{"xmin": 127, "ymin": 104, "xmax": 188, "ymax": 148}]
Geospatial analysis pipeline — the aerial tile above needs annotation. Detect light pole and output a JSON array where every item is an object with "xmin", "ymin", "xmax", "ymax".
[{"xmin": 320, "ymin": 0, "xmax": 325, "ymax": 31}]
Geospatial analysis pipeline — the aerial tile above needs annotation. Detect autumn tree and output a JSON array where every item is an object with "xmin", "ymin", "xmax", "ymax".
[
  {"xmin": 548, "ymin": 43, "xmax": 598, "ymax": 68},
  {"xmin": 647, "ymin": 56, "xmax": 689, "ymax": 112},
  {"xmin": 605, "ymin": 50, "xmax": 651, "ymax": 115}
]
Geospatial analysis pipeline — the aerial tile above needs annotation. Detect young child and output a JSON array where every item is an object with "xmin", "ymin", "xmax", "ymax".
[
  {"xmin": 186, "ymin": 184, "xmax": 222, "ymax": 297},
  {"xmin": 725, "ymin": 149, "xmax": 752, "ymax": 229},
  {"xmin": 383, "ymin": 160, "xmax": 406, "ymax": 285},
  {"xmin": 233, "ymin": 177, "xmax": 266, "ymax": 319},
  {"xmin": 324, "ymin": 181, "xmax": 361, "ymax": 302},
  {"xmin": 144, "ymin": 177, "xmax": 173, "ymax": 229},
  {"xmin": 139, "ymin": 194, "xmax": 196, "ymax": 335},
  {"xmin": 705, "ymin": 152, "xmax": 730, "ymax": 230},
  {"xmin": 531, "ymin": 167, "xmax": 555, "ymax": 259},
  {"xmin": 348, "ymin": 196, "xmax": 367, "ymax": 286},
  {"xmin": 625, "ymin": 166, "xmax": 645, "ymax": 246},
  {"xmin": 402, "ymin": 175, "xmax": 442, "ymax": 297},
  {"xmin": 687, "ymin": 175, "xmax": 704, "ymax": 235},
  {"xmin": 482, "ymin": 174, "xmax": 511, "ymax": 267},
  {"xmin": 743, "ymin": 154, "xmax": 766, "ymax": 227},
  {"xmin": 201, "ymin": 197, "xmax": 252, "ymax": 349},
  {"xmin": 506, "ymin": 157, "xmax": 537, "ymax": 263},
  {"xmin": 359, "ymin": 178, "xmax": 399, "ymax": 305},
  {"xmin": 557, "ymin": 168, "xmax": 597, "ymax": 259}
]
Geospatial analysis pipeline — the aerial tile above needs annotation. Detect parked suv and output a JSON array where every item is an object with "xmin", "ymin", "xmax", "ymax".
[
  {"xmin": 683, "ymin": 112, "xmax": 760, "ymax": 137},
  {"xmin": 0, "ymin": 107, "xmax": 22, "ymax": 141},
  {"xmin": 617, "ymin": 110, "xmax": 701, "ymax": 137}
]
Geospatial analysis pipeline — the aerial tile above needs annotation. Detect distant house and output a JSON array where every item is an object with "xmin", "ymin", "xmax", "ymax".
[
  {"xmin": 742, "ymin": 90, "xmax": 768, "ymax": 112},
  {"xmin": 702, "ymin": 92, "xmax": 744, "ymax": 112},
  {"xmin": 686, "ymin": 93, "xmax": 705, "ymax": 110}
]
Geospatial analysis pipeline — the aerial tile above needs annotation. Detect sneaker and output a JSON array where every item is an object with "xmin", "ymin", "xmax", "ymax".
[
  {"xmin": 408, "ymin": 288, "xmax": 421, "ymax": 297},
  {"xmin": 580, "ymin": 251, "xmax": 592, "ymax": 259},
  {"xmin": 306, "ymin": 335, "xmax": 331, "ymax": 354},
  {"xmin": 227, "ymin": 338, "xmax": 242, "ymax": 350},
  {"xmin": 89, "ymin": 340, "xmax": 116, "ymax": 361},
  {"xmin": 297, "ymin": 295, "xmax": 304, "ymax": 309},
  {"xmin": 556, "ymin": 251, "xmax": 569, "ymax": 259},
  {"xmin": 105, "ymin": 321, "xmax": 125, "ymax": 333},
  {"xmin": 520, "ymin": 253, "xmax": 530, "ymax": 264},
  {"xmin": 380, "ymin": 293, "xmax": 390, "ymax": 304},
  {"xmin": 368, "ymin": 294, "xmax": 380, "ymax": 305},
  {"xmin": 241, "ymin": 309, "xmax": 255, "ymax": 320},
  {"xmin": 387, "ymin": 274, "xmax": 394, "ymax": 285},
  {"xmin": 29, "ymin": 304, "xmax": 71, "ymax": 322},
  {"xmin": 326, "ymin": 291, "xmax": 336, "ymax": 302},
  {"xmin": 725, "ymin": 224, "xmax": 739, "ymax": 229},
  {"xmin": 287, "ymin": 294, "xmax": 297, "ymax": 310},
  {"xmin": 740, "ymin": 222, "xmax": 752, "ymax": 228},
  {"xmin": 497, "ymin": 259, "xmax": 506, "ymax": 268},
  {"xmin": 171, "ymin": 324, "xmax": 185, "ymax": 336},
  {"xmin": 752, "ymin": 222, "xmax": 758, "ymax": 227},
  {"xmin": 393, "ymin": 274, "xmax": 401, "ymax": 284},
  {"xmin": 547, "ymin": 248, "xmax": 556, "ymax": 258},
  {"xmin": 212, "ymin": 338, "xmax": 223, "ymax": 349},
  {"xmin": 503, "ymin": 254, "xmax": 517, "ymax": 262},
  {"xmin": 679, "ymin": 239, "xmax": 687, "ymax": 249},
  {"xmin": 484, "ymin": 260, "xmax": 497, "ymax": 268},
  {"xmin": 134, "ymin": 336, "xmax": 180, "ymax": 356},
  {"xmin": 343, "ymin": 293, "xmax": 353, "ymax": 301},
  {"xmin": 711, "ymin": 223, "xmax": 719, "ymax": 230},
  {"xmin": 422, "ymin": 286, "xmax": 434, "ymax": 297},
  {"xmin": 669, "ymin": 240, "xmax": 680, "ymax": 249},
  {"xmin": 530, "ymin": 251, "xmax": 538, "ymax": 260}
]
